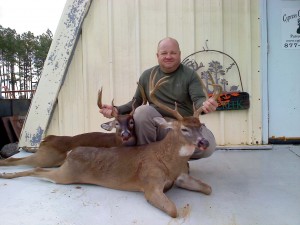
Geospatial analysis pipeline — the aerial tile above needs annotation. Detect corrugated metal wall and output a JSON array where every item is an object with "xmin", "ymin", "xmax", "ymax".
[{"xmin": 47, "ymin": 0, "xmax": 261, "ymax": 146}]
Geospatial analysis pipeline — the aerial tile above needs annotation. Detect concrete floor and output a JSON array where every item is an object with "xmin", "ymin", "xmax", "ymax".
[{"xmin": 0, "ymin": 145, "xmax": 299, "ymax": 225}]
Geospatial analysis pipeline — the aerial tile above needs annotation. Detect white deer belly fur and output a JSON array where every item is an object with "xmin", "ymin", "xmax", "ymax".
[{"xmin": 179, "ymin": 145, "xmax": 195, "ymax": 157}]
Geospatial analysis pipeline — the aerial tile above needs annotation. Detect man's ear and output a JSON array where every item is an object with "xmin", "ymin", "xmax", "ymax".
[{"xmin": 153, "ymin": 117, "xmax": 174, "ymax": 130}]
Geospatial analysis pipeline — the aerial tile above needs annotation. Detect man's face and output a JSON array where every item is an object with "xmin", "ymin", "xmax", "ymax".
[{"xmin": 156, "ymin": 39, "xmax": 181, "ymax": 73}]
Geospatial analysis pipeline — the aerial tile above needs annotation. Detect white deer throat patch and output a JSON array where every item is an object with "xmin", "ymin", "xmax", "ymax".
[{"xmin": 179, "ymin": 145, "xmax": 195, "ymax": 157}]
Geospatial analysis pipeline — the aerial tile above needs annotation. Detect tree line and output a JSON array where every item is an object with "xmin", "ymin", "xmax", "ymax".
[{"xmin": 0, "ymin": 25, "xmax": 52, "ymax": 99}]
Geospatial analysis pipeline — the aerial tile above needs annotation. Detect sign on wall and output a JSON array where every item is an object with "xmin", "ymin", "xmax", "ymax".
[
  {"xmin": 282, "ymin": 8, "xmax": 300, "ymax": 49},
  {"xmin": 182, "ymin": 45, "xmax": 250, "ymax": 111}
]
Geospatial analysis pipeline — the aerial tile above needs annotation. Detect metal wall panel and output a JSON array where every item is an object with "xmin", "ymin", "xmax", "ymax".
[{"xmin": 22, "ymin": 0, "xmax": 261, "ymax": 147}]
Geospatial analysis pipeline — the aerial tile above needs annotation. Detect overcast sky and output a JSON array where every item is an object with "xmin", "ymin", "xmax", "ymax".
[{"xmin": 0, "ymin": 0, "xmax": 67, "ymax": 35}]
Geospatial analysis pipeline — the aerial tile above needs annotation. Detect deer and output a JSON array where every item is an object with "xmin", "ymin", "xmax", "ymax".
[
  {"xmin": 0, "ymin": 68, "xmax": 222, "ymax": 218},
  {"xmin": 0, "ymin": 86, "xmax": 146, "ymax": 168}
]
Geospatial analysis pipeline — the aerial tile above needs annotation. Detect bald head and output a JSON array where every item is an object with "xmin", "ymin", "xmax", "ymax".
[
  {"xmin": 157, "ymin": 37, "xmax": 180, "ymax": 53},
  {"xmin": 156, "ymin": 37, "xmax": 181, "ymax": 73}
]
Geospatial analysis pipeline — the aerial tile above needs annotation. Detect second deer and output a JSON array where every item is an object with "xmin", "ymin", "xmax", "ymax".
[{"xmin": 0, "ymin": 87, "xmax": 146, "ymax": 168}]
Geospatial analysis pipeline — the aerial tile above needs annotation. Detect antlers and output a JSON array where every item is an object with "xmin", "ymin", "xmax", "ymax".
[
  {"xmin": 97, "ymin": 88, "xmax": 119, "ymax": 118},
  {"xmin": 98, "ymin": 68, "xmax": 222, "ymax": 120},
  {"xmin": 149, "ymin": 68, "xmax": 183, "ymax": 120},
  {"xmin": 97, "ymin": 83, "xmax": 147, "ymax": 117},
  {"xmin": 149, "ymin": 68, "xmax": 223, "ymax": 119},
  {"xmin": 193, "ymin": 71, "xmax": 223, "ymax": 118},
  {"xmin": 137, "ymin": 82, "xmax": 147, "ymax": 105},
  {"xmin": 207, "ymin": 71, "xmax": 222, "ymax": 101}
]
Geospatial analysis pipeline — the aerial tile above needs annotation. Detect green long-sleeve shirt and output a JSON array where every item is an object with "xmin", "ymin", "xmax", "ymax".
[{"xmin": 117, "ymin": 64, "xmax": 207, "ymax": 119}]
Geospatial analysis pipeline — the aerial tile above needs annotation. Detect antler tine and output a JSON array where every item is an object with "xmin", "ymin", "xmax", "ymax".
[
  {"xmin": 211, "ymin": 84, "xmax": 223, "ymax": 101},
  {"xmin": 98, "ymin": 87, "xmax": 119, "ymax": 118},
  {"xmin": 136, "ymin": 82, "xmax": 147, "ymax": 105},
  {"xmin": 149, "ymin": 68, "xmax": 169, "ymax": 95},
  {"xmin": 193, "ymin": 102, "xmax": 203, "ymax": 118},
  {"xmin": 207, "ymin": 71, "xmax": 223, "ymax": 101},
  {"xmin": 97, "ymin": 87, "xmax": 103, "ymax": 109},
  {"xmin": 129, "ymin": 98, "xmax": 137, "ymax": 116},
  {"xmin": 128, "ymin": 83, "xmax": 148, "ymax": 116},
  {"xmin": 193, "ymin": 71, "xmax": 223, "ymax": 118},
  {"xmin": 111, "ymin": 99, "xmax": 118, "ymax": 118},
  {"xmin": 149, "ymin": 67, "xmax": 183, "ymax": 121},
  {"xmin": 207, "ymin": 71, "xmax": 215, "ymax": 85}
]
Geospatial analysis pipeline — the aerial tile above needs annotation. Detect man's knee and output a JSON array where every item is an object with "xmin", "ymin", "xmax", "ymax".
[
  {"xmin": 133, "ymin": 105, "xmax": 164, "ymax": 145},
  {"xmin": 134, "ymin": 105, "xmax": 162, "ymax": 123},
  {"xmin": 133, "ymin": 105, "xmax": 149, "ymax": 123}
]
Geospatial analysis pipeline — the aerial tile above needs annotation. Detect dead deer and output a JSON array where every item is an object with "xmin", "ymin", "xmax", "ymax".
[
  {"xmin": 0, "ymin": 87, "xmax": 146, "ymax": 168},
  {"xmin": 0, "ymin": 68, "xmax": 222, "ymax": 218}
]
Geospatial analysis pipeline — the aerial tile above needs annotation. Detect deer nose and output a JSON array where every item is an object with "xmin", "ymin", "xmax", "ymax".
[
  {"xmin": 121, "ymin": 131, "xmax": 131, "ymax": 141},
  {"xmin": 197, "ymin": 138, "xmax": 209, "ymax": 150}
]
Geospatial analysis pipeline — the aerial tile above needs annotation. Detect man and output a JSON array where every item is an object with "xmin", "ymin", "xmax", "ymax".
[{"xmin": 100, "ymin": 37, "xmax": 218, "ymax": 159}]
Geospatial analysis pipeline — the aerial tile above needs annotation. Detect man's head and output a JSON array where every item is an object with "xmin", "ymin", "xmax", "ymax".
[{"xmin": 156, "ymin": 37, "xmax": 181, "ymax": 73}]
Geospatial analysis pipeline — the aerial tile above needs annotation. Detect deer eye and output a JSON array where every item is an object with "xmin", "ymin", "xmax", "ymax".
[
  {"xmin": 128, "ymin": 119, "xmax": 134, "ymax": 128},
  {"xmin": 181, "ymin": 127, "xmax": 190, "ymax": 133}
]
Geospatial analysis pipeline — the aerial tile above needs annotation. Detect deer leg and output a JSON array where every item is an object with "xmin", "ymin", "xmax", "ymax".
[
  {"xmin": 0, "ymin": 168, "xmax": 47, "ymax": 179},
  {"xmin": 0, "ymin": 167, "xmax": 74, "ymax": 184},
  {"xmin": 0, "ymin": 155, "xmax": 55, "ymax": 167},
  {"xmin": 0, "ymin": 150, "xmax": 66, "ymax": 168},
  {"xmin": 175, "ymin": 173, "xmax": 212, "ymax": 195},
  {"xmin": 0, "ymin": 157, "xmax": 31, "ymax": 167},
  {"xmin": 144, "ymin": 185, "xmax": 177, "ymax": 218}
]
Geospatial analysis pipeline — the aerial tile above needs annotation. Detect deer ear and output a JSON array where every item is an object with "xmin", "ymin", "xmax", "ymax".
[
  {"xmin": 100, "ymin": 120, "xmax": 115, "ymax": 131},
  {"xmin": 153, "ymin": 117, "xmax": 173, "ymax": 130}
]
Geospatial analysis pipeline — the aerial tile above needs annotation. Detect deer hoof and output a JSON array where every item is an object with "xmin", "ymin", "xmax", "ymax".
[{"xmin": 202, "ymin": 184, "xmax": 212, "ymax": 195}]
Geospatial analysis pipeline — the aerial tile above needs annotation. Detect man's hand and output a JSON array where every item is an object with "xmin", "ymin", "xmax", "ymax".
[
  {"xmin": 99, "ymin": 104, "xmax": 118, "ymax": 118},
  {"xmin": 202, "ymin": 97, "xmax": 218, "ymax": 114}
]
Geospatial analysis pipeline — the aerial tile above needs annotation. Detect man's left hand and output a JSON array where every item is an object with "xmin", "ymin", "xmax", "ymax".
[{"xmin": 202, "ymin": 98, "xmax": 218, "ymax": 114}]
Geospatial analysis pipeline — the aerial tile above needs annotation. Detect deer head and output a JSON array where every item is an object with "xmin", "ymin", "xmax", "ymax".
[{"xmin": 97, "ymin": 84, "xmax": 147, "ymax": 146}]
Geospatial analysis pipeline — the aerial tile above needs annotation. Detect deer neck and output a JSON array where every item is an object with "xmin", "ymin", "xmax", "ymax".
[{"xmin": 154, "ymin": 130, "xmax": 192, "ymax": 166}]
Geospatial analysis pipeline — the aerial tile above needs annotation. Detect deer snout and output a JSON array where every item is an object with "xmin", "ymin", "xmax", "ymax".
[
  {"xmin": 197, "ymin": 138, "xmax": 209, "ymax": 150},
  {"xmin": 121, "ymin": 130, "xmax": 131, "ymax": 141}
]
